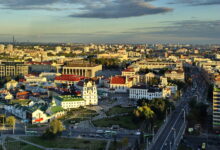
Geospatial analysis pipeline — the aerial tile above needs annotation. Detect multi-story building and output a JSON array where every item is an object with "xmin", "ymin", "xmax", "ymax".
[
  {"xmin": 122, "ymin": 68, "xmax": 136, "ymax": 77},
  {"xmin": 54, "ymin": 75, "xmax": 84, "ymax": 85},
  {"xmin": 0, "ymin": 61, "xmax": 29, "ymax": 77},
  {"xmin": 62, "ymin": 61, "xmax": 102, "ymax": 78},
  {"xmin": 129, "ymin": 85, "xmax": 164, "ymax": 100},
  {"xmin": 131, "ymin": 59, "xmax": 182, "ymax": 69},
  {"xmin": 213, "ymin": 86, "xmax": 220, "ymax": 130},
  {"xmin": 109, "ymin": 76, "xmax": 133, "ymax": 93},
  {"xmin": 82, "ymin": 81, "xmax": 98, "ymax": 105},
  {"xmin": 165, "ymin": 69, "xmax": 185, "ymax": 81},
  {"xmin": 54, "ymin": 95, "xmax": 85, "ymax": 110}
]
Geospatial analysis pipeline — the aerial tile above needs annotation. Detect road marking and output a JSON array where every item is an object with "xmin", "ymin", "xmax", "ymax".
[{"xmin": 159, "ymin": 106, "xmax": 186, "ymax": 150}]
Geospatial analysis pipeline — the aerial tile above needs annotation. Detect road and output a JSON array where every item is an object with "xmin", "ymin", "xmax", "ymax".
[{"xmin": 150, "ymin": 65, "xmax": 207, "ymax": 150}]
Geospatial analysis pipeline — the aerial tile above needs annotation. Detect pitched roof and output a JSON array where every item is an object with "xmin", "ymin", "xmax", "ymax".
[
  {"xmin": 54, "ymin": 95, "xmax": 84, "ymax": 102},
  {"xmin": 110, "ymin": 76, "xmax": 126, "ymax": 84},
  {"xmin": 55, "ymin": 75, "xmax": 84, "ymax": 82},
  {"xmin": 17, "ymin": 91, "xmax": 29, "ymax": 96}
]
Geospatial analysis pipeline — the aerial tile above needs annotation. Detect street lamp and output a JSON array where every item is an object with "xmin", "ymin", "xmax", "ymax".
[
  {"xmin": 172, "ymin": 127, "xmax": 176, "ymax": 147},
  {"xmin": 152, "ymin": 125, "xmax": 157, "ymax": 142},
  {"xmin": 182, "ymin": 108, "xmax": 186, "ymax": 123}
]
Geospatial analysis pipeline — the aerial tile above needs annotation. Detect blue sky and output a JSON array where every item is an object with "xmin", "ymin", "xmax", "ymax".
[{"xmin": 0, "ymin": 0, "xmax": 219, "ymax": 44}]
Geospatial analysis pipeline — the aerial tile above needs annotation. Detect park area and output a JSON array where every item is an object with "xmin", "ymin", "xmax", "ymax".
[
  {"xmin": 62, "ymin": 107, "xmax": 98, "ymax": 124},
  {"xmin": 93, "ymin": 105, "xmax": 140, "ymax": 130},
  {"xmin": 105, "ymin": 105, "xmax": 135, "ymax": 116},
  {"xmin": 21, "ymin": 136, "xmax": 107, "ymax": 150}
]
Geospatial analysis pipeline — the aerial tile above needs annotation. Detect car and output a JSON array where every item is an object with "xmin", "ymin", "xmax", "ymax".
[
  {"xmin": 135, "ymin": 131, "xmax": 141, "ymax": 135},
  {"xmin": 96, "ymin": 130, "xmax": 104, "ymax": 134}
]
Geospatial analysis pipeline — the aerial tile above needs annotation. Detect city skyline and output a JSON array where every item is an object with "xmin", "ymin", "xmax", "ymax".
[{"xmin": 0, "ymin": 0, "xmax": 220, "ymax": 44}]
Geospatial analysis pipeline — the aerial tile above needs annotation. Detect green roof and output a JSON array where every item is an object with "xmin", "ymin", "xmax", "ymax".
[
  {"xmin": 51, "ymin": 106, "xmax": 64, "ymax": 114},
  {"xmin": 54, "ymin": 95, "xmax": 84, "ymax": 102},
  {"xmin": 214, "ymin": 87, "xmax": 220, "ymax": 92}
]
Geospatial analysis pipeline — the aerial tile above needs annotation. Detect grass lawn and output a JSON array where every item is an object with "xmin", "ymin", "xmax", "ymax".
[
  {"xmin": 92, "ymin": 114, "xmax": 141, "ymax": 130},
  {"xmin": 62, "ymin": 108, "xmax": 98, "ymax": 125},
  {"xmin": 106, "ymin": 105, "xmax": 135, "ymax": 116},
  {"xmin": 4, "ymin": 137, "xmax": 42, "ymax": 150},
  {"xmin": 22, "ymin": 136, "xmax": 106, "ymax": 150}
]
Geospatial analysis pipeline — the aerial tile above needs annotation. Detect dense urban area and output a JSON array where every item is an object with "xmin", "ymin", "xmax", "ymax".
[{"xmin": 0, "ymin": 43, "xmax": 219, "ymax": 150}]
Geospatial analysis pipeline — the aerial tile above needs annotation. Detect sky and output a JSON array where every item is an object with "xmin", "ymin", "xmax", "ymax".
[{"xmin": 0, "ymin": 0, "xmax": 220, "ymax": 44}]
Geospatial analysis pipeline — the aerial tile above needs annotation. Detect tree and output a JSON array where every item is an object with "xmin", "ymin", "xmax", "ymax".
[
  {"xmin": 6, "ymin": 116, "xmax": 16, "ymax": 134},
  {"xmin": 134, "ymin": 106, "xmax": 155, "ymax": 121},
  {"xmin": 6, "ymin": 116, "xmax": 16, "ymax": 127},
  {"xmin": 49, "ymin": 119, "xmax": 65, "ymax": 134},
  {"xmin": 42, "ymin": 119, "xmax": 65, "ymax": 139},
  {"xmin": 150, "ymin": 99, "xmax": 165, "ymax": 112}
]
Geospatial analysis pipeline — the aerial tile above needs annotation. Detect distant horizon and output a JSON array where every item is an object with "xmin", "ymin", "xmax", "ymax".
[{"xmin": 0, "ymin": 40, "xmax": 220, "ymax": 46}]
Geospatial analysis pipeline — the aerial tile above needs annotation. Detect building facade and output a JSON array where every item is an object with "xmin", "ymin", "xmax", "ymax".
[
  {"xmin": 62, "ymin": 61, "xmax": 102, "ymax": 78},
  {"xmin": 129, "ymin": 85, "xmax": 163, "ymax": 100},
  {"xmin": 109, "ymin": 76, "xmax": 133, "ymax": 93},
  {"xmin": 165, "ymin": 70, "xmax": 185, "ymax": 81},
  {"xmin": 0, "ymin": 61, "xmax": 29, "ymax": 77},
  {"xmin": 54, "ymin": 95, "xmax": 85, "ymax": 110},
  {"xmin": 82, "ymin": 81, "xmax": 98, "ymax": 105},
  {"xmin": 213, "ymin": 86, "xmax": 220, "ymax": 129}
]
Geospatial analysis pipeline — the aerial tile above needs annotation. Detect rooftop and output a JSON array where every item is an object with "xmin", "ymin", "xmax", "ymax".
[
  {"xmin": 55, "ymin": 75, "xmax": 84, "ymax": 82},
  {"xmin": 110, "ymin": 76, "xmax": 126, "ymax": 84},
  {"xmin": 54, "ymin": 95, "xmax": 84, "ymax": 102},
  {"xmin": 51, "ymin": 106, "xmax": 64, "ymax": 114}
]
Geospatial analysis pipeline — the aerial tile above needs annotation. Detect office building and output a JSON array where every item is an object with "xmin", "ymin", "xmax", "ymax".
[{"xmin": 0, "ymin": 61, "xmax": 29, "ymax": 77}]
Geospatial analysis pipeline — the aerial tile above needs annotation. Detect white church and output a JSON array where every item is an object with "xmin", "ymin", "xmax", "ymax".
[{"xmin": 82, "ymin": 80, "xmax": 98, "ymax": 105}]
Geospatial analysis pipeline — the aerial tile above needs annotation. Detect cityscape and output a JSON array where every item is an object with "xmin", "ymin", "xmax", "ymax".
[{"xmin": 0, "ymin": 0, "xmax": 220, "ymax": 150}]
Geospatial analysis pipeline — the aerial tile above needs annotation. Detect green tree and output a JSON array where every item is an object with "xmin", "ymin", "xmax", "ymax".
[
  {"xmin": 6, "ymin": 116, "xmax": 16, "ymax": 127},
  {"xmin": 49, "ymin": 119, "xmax": 65, "ymax": 134},
  {"xmin": 150, "ymin": 99, "xmax": 165, "ymax": 112},
  {"xmin": 134, "ymin": 106, "xmax": 155, "ymax": 120},
  {"xmin": 42, "ymin": 119, "xmax": 65, "ymax": 139}
]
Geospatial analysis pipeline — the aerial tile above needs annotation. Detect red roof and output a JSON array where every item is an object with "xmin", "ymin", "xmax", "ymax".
[
  {"xmin": 17, "ymin": 91, "xmax": 29, "ymax": 96},
  {"xmin": 55, "ymin": 75, "xmax": 84, "ymax": 82},
  {"xmin": 110, "ymin": 76, "xmax": 126, "ymax": 84}
]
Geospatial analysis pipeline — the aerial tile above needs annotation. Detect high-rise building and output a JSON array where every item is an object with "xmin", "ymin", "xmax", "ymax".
[
  {"xmin": 0, "ymin": 62, "xmax": 29, "ymax": 77},
  {"xmin": 213, "ymin": 86, "xmax": 220, "ymax": 130},
  {"xmin": 82, "ymin": 80, "xmax": 98, "ymax": 105}
]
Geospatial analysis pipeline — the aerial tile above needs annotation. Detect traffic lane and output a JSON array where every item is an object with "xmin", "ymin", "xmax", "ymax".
[
  {"xmin": 152, "ymin": 107, "xmax": 185, "ymax": 150},
  {"xmin": 161, "ymin": 113, "xmax": 185, "ymax": 150},
  {"xmin": 152, "ymin": 111, "xmax": 180, "ymax": 149}
]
